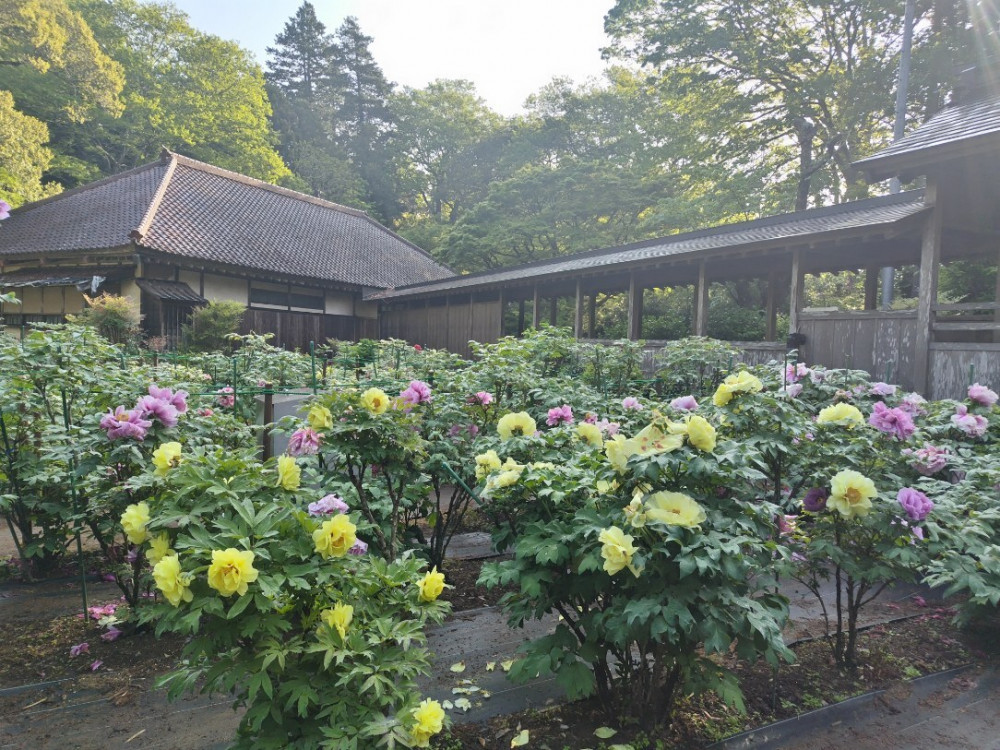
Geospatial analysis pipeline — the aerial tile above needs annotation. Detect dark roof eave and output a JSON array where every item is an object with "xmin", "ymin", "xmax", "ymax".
[
  {"xmin": 854, "ymin": 130, "xmax": 1000, "ymax": 181},
  {"xmin": 366, "ymin": 208, "xmax": 928, "ymax": 302}
]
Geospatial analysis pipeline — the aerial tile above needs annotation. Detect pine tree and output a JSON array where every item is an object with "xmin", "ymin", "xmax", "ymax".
[{"xmin": 265, "ymin": 2, "xmax": 333, "ymax": 101}]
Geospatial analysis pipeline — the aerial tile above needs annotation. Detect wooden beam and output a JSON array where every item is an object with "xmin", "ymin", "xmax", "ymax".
[
  {"xmin": 914, "ymin": 179, "xmax": 942, "ymax": 395},
  {"xmin": 788, "ymin": 249, "xmax": 804, "ymax": 334},
  {"xmin": 574, "ymin": 280, "xmax": 583, "ymax": 338},
  {"xmin": 627, "ymin": 273, "xmax": 643, "ymax": 340},
  {"xmin": 766, "ymin": 272, "xmax": 778, "ymax": 341},
  {"xmin": 694, "ymin": 261, "xmax": 709, "ymax": 336},
  {"xmin": 532, "ymin": 286, "xmax": 540, "ymax": 329},
  {"xmin": 864, "ymin": 267, "xmax": 879, "ymax": 310}
]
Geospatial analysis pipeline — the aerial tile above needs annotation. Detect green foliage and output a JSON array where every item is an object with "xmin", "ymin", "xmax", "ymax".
[
  {"xmin": 654, "ymin": 337, "xmax": 740, "ymax": 398},
  {"xmin": 72, "ymin": 292, "xmax": 141, "ymax": 345},
  {"xmin": 137, "ymin": 447, "xmax": 450, "ymax": 748},
  {"xmin": 0, "ymin": 90, "xmax": 60, "ymax": 206},
  {"xmin": 182, "ymin": 301, "xmax": 245, "ymax": 353}
]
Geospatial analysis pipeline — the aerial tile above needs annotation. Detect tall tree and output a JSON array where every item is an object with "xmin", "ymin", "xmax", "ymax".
[
  {"xmin": 328, "ymin": 16, "xmax": 399, "ymax": 220},
  {"xmin": 0, "ymin": 90, "xmax": 59, "ymax": 206},
  {"xmin": 265, "ymin": 2, "xmax": 334, "ymax": 101}
]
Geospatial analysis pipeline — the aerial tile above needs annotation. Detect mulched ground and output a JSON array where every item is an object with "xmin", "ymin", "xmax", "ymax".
[
  {"xmin": 439, "ymin": 555, "xmax": 514, "ymax": 611},
  {"xmin": 433, "ymin": 607, "xmax": 995, "ymax": 749}
]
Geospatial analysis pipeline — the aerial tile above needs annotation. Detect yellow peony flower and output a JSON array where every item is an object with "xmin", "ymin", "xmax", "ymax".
[
  {"xmin": 418, "ymin": 566, "xmax": 446, "ymax": 602},
  {"xmin": 409, "ymin": 698, "xmax": 446, "ymax": 747},
  {"xmin": 207, "ymin": 548, "xmax": 259, "ymax": 597},
  {"xmin": 634, "ymin": 424, "xmax": 685, "ymax": 455},
  {"xmin": 598, "ymin": 526, "xmax": 640, "ymax": 577},
  {"xmin": 361, "ymin": 388, "xmax": 390, "ymax": 414},
  {"xmin": 816, "ymin": 402, "xmax": 864, "ymax": 427},
  {"xmin": 645, "ymin": 491, "xmax": 707, "ymax": 528},
  {"xmin": 276, "ymin": 454, "xmax": 301, "ymax": 491},
  {"xmin": 685, "ymin": 415, "xmax": 717, "ymax": 452},
  {"xmin": 604, "ymin": 434, "xmax": 638, "ymax": 473},
  {"xmin": 152, "ymin": 441, "xmax": 183, "ymax": 477},
  {"xmin": 147, "ymin": 532, "xmax": 173, "ymax": 565},
  {"xmin": 474, "ymin": 449, "xmax": 502, "ymax": 480},
  {"xmin": 576, "ymin": 422, "xmax": 603, "ymax": 447},
  {"xmin": 152, "ymin": 553, "xmax": 192, "ymax": 607},
  {"xmin": 320, "ymin": 602, "xmax": 354, "ymax": 639},
  {"xmin": 595, "ymin": 479, "xmax": 619, "ymax": 495},
  {"xmin": 828, "ymin": 469, "xmax": 877, "ymax": 518},
  {"xmin": 121, "ymin": 502, "xmax": 151, "ymax": 545},
  {"xmin": 313, "ymin": 514, "xmax": 358, "ymax": 558},
  {"xmin": 623, "ymin": 497, "xmax": 647, "ymax": 528},
  {"xmin": 497, "ymin": 411, "xmax": 537, "ymax": 439},
  {"xmin": 307, "ymin": 404, "xmax": 333, "ymax": 430},
  {"xmin": 713, "ymin": 371, "xmax": 763, "ymax": 406}
]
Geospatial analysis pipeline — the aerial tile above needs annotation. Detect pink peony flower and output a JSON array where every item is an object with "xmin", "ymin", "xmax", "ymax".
[
  {"xmin": 216, "ymin": 386, "xmax": 235, "ymax": 408},
  {"xmin": 952, "ymin": 404, "xmax": 988, "ymax": 437},
  {"xmin": 400, "ymin": 379, "xmax": 432, "ymax": 406},
  {"xmin": 467, "ymin": 391, "xmax": 493, "ymax": 406},
  {"xmin": 868, "ymin": 401, "xmax": 915, "ymax": 441},
  {"xmin": 898, "ymin": 392, "xmax": 927, "ymax": 416},
  {"xmin": 0, "ymin": 200, "xmax": 10, "ymax": 221},
  {"xmin": 90, "ymin": 660, "xmax": 103, "ymax": 671},
  {"xmin": 70, "ymin": 642, "xmax": 90, "ymax": 657},
  {"xmin": 903, "ymin": 443, "xmax": 949, "ymax": 476},
  {"xmin": 809, "ymin": 368, "xmax": 827, "ymax": 384},
  {"xmin": 308, "ymin": 494, "xmax": 349, "ymax": 516},
  {"xmin": 348, "ymin": 539, "xmax": 368, "ymax": 555},
  {"xmin": 100, "ymin": 406, "xmax": 152, "ymax": 441},
  {"xmin": 413, "ymin": 344, "xmax": 423, "ymax": 351},
  {"xmin": 784, "ymin": 383, "xmax": 803, "ymax": 398},
  {"xmin": 135, "ymin": 394, "xmax": 179, "ymax": 428},
  {"xmin": 968, "ymin": 383, "xmax": 998, "ymax": 408},
  {"xmin": 147, "ymin": 385, "xmax": 188, "ymax": 414},
  {"xmin": 669, "ymin": 395, "xmax": 699, "ymax": 411},
  {"xmin": 101, "ymin": 626, "xmax": 122, "ymax": 642},
  {"xmin": 897, "ymin": 487, "xmax": 934, "ymax": 521},
  {"xmin": 288, "ymin": 427, "xmax": 322, "ymax": 456},
  {"xmin": 621, "ymin": 396, "xmax": 643, "ymax": 411},
  {"xmin": 198, "ymin": 407, "xmax": 214, "ymax": 417},
  {"xmin": 596, "ymin": 419, "xmax": 620, "ymax": 436},
  {"xmin": 546, "ymin": 404, "xmax": 574, "ymax": 426}
]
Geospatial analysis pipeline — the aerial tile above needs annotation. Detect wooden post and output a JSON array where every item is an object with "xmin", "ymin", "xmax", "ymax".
[
  {"xmin": 574, "ymin": 280, "xmax": 584, "ymax": 339},
  {"xmin": 694, "ymin": 261, "xmax": 709, "ymax": 336},
  {"xmin": 914, "ymin": 179, "xmax": 941, "ymax": 395},
  {"xmin": 588, "ymin": 294, "xmax": 596, "ymax": 337},
  {"xmin": 864, "ymin": 267, "xmax": 879, "ymax": 311},
  {"xmin": 549, "ymin": 296, "xmax": 558, "ymax": 326},
  {"xmin": 788, "ymin": 249, "xmax": 804, "ymax": 334},
  {"xmin": 498, "ymin": 288, "xmax": 505, "ymax": 339},
  {"xmin": 517, "ymin": 299, "xmax": 526, "ymax": 335},
  {"xmin": 532, "ymin": 286, "xmax": 540, "ymax": 329},
  {"xmin": 766, "ymin": 272, "xmax": 778, "ymax": 341},
  {"xmin": 627, "ymin": 272, "xmax": 643, "ymax": 340}
]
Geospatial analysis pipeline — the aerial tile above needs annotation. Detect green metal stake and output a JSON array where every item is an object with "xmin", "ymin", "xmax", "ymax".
[
  {"xmin": 969, "ymin": 363, "xmax": 975, "ymax": 387},
  {"xmin": 61, "ymin": 388, "xmax": 89, "ymax": 622},
  {"xmin": 310, "ymin": 340, "xmax": 318, "ymax": 395},
  {"xmin": 440, "ymin": 461, "xmax": 480, "ymax": 501},
  {"xmin": 885, "ymin": 361, "xmax": 894, "ymax": 384}
]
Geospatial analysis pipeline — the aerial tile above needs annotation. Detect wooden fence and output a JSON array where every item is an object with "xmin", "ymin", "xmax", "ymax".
[
  {"xmin": 241, "ymin": 309, "xmax": 376, "ymax": 352},
  {"xmin": 380, "ymin": 299, "xmax": 502, "ymax": 359}
]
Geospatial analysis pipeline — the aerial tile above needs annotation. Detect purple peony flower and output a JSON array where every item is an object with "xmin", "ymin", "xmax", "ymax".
[
  {"xmin": 669, "ymin": 395, "xmax": 699, "ymax": 411},
  {"xmin": 903, "ymin": 443, "xmax": 949, "ymax": 476},
  {"xmin": 596, "ymin": 418, "xmax": 620, "ymax": 436},
  {"xmin": 952, "ymin": 404, "xmax": 989, "ymax": 438},
  {"xmin": 784, "ymin": 383, "xmax": 803, "ymax": 398},
  {"xmin": 897, "ymin": 487, "xmax": 934, "ymax": 522},
  {"xmin": 622, "ymin": 396, "xmax": 643, "ymax": 411},
  {"xmin": 898, "ymin": 392, "xmax": 927, "ymax": 416},
  {"xmin": 348, "ymin": 539, "xmax": 368, "ymax": 555},
  {"xmin": 70, "ymin": 642, "xmax": 90, "ymax": 657},
  {"xmin": 808, "ymin": 368, "xmax": 827, "ymax": 384},
  {"xmin": 802, "ymin": 487, "xmax": 829, "ymax": 513},
  {"xmin": 870, "ymin": 382, "xmax": 897, "ymax": 397},
  {"xmin": 101, "ymin": 626, "xmax": 122, "ymax": 642},
  {"xmin": 400, "ymin": 379, "xmax": 432, "ymax": 406},
  {"xmin": 100, "ymin": 406, "xmax": 152, "ymax": 441},
  {"xmin": 135, "ymin": 394, "xmax": 180, "ymax": 428},
  {"xmin": 968, "ymin": 383, "xmax": 998, "ymax": 408},
  {"xmin": 467, "ymin": 391, "xmax": 493, "ymax": 406},
  {"xmin": 868, "ymin": 401, "xmax": 915, "ymax": 441},
  {"xmin": 308, "ymin": 494, "xmax": 349, "ymax": 516},
  {"xmin": 147, "ymin": 385, "xmax": 188, "ymax": 414},
  {"xmin": 546, "ymin": 404, "xmax": 574, "ymax": 426},
  {"xmin": 785, "ymin": 363, "xmax": 811, "ymax": 384},
  {"xmin": 288, "ymin": 427, "xmax": 322, "ymax": 456},
  {"xmin": 0, "ymin": 200, "xmax": 10, "ymax": 221}
]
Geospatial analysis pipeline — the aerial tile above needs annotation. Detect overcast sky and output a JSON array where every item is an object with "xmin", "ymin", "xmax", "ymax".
[{"xmin": 168, "ymin": 0, "xmax": 615, "ymax": 115}]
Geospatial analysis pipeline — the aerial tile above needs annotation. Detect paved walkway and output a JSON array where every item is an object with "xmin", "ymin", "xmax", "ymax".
[{"xmin": 0, "ymin": 533, "xmax": 995, "ymax": 749}]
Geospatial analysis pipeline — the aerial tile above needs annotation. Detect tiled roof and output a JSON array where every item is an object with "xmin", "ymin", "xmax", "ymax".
[
  {"xmin": 135, "ymin": 279, "xmax": 205, "ymax": 303},
  {"xmin": 0, "ymin": 152, "xmax": 452, "ymax": 290},
  {"xmin": 854, "ymin": 94, "xmax": 1000, "ymax": 179},
  {"xmin": 369, "ymin": 191, "xmax": 927, "ymax": 300}
]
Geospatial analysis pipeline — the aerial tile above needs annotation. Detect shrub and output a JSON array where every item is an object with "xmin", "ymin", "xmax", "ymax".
[
  {"xmin": 182, "ymin": 300, "xmax": 245, "ymax": 352},
  {"xmin": 74, "ymin": 293, "xmax": 141, "ymax": 346}
]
